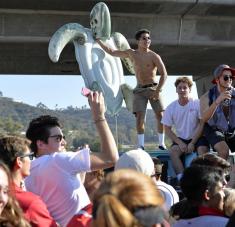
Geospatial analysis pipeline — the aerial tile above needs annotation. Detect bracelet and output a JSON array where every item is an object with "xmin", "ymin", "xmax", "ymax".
[{"xmin": 94, "ymin": 118, "xmax": 106, "ymax": 124}]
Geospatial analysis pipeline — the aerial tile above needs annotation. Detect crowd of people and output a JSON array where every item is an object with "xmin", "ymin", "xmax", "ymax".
[{"xmin": 0, "ymin": 28, "xmax": 235, "ymax": 227}]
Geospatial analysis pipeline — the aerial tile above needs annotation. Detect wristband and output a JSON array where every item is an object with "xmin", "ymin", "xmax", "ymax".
[{"xmin": 94, "ymin": 118, "xmax": 106, "ymax": 124}]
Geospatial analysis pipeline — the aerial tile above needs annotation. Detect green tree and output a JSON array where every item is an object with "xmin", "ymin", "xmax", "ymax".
[{"xmin": 2, "ymin": 117, "xmax": 23, "ymax": 135}]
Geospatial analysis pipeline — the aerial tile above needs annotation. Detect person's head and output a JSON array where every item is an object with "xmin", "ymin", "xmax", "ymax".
[
  {"xmin": 174, "ymin": 76, "xmax": 193, "ymax": 99},
  {"xmin": 135, "ymin": 29, "xmax": 151, "ymax": 49},
  {"xmin": 224, "ymin": 188, "xmax": 235, "ymax": 217},
  {"xmin": 191, "ymin": 153, "xmax": 231, "ymax": 184},
  {"xmin": 181, "ymin": 165, "xmax": 225, "ymax": 212},
  {"xmin": 90, "ymin": 2, "xmax": 111, "ymax": 39},
  {"xmin": 191, "ymin": 153, "xmax": 230, "ymax": 170},
  {"xmin": 26, "ymin": 115, "xmax": 66, "ymax": 155},
  {"xmin": 0, "ymin": 136, "xmax": 32, "ymax": 179},
  {"xmin": 152, "ymin": 157, "xmax": 163, "ymax": 181},
  {"xmin": 212, "ymin": 64, "xmax": 235, "ymax": 88},
  {"xmin": 92, "ymin": 169, "xmax": 165, "ymax": 227},
  {"xmin": 0, "ymin": 161, "xmax": 30, "ymax": 227},
  {"xmin": 115, "ymin": 149, "xmax": 154, "ymax": 177}
]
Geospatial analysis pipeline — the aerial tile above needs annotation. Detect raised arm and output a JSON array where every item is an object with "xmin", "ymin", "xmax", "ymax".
[
  {"xmin": 200, "ymin": 89, "xmax": 231, "ymax": 122},
  {"xmin": 88, "ymin": 91, "xmax": 119, "ymax": 170},
  {"xmin": 97, "ymin": 39, "xmax": 130, "ymax": 59},
  {"xmin": 200, "ymin": 91, "xmax": 219, "ymax": 122}
]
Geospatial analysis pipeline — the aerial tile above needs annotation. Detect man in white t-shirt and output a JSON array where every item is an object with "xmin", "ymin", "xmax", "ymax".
[
  {"xmin": 161, "ymin": 77, "xmax": 209, "ymax": 182},
  {"xmin": 25, "ymin": 92, "xmax": 118, "ymax": 227},
  {"xmin": 151, "ymin": 157, "xmax": 179, "ymax": 211}
]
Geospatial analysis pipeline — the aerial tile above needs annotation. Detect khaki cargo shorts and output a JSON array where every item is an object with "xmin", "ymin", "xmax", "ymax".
[{"xmin": 132, "ymin": 84, "xmax": 164, "ymax": 114}]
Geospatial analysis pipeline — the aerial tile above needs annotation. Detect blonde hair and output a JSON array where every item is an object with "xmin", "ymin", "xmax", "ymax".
[
  {"xmin": 224, "ymin": 188, "xmax": 235, "ymax": 217},
  {"xmin": 0, "ymin": 162, "xmax": 30, "ymax": 227},
  {"xmin": 92, "ymin": 169, "xmax": 164, "ymax": 227}
]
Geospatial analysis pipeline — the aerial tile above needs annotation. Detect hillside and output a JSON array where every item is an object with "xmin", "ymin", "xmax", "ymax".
[{"xmin": 0, "ymin": 96, "xmax": 158, "ymax": 149}]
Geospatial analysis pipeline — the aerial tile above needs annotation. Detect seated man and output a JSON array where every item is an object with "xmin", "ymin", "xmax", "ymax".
[
  {"xmin": 25, "ymin": 92, "xmax": 118, "ymax": 227},
  {"xmin": 0, "ymin": 136, "xmax": 57, "ymax": 227},
  {"xmin": 161, "ymin": 76, "xmax": 209, "ymax": 181},
  {"xmin": 200, "ymin": 64, "xmax": 235, "ymax": 159},
  {"xmin": 173, "ymin": 165, "xmax": 228, "ymax": 227}
]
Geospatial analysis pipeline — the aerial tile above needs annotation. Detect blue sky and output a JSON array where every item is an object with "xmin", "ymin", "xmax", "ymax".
[{"xmin": 0, "ymin": 75, "xmax": 197, "ymax": 110}]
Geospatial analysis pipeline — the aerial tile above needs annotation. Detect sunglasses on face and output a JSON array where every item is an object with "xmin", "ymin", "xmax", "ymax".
[
  {"xmin": 141, "ymin": 37, "xmax": 151, "ymax": 41},
  {"xmin": 48, "ymin": 134, "xmax": 65, "ymax": 142},
  {"xmin": 19, "ymin": 152, "xmax": 35, "ymax": 161},
  {"xmin": 223, "ymin": 75, "xmax": 233, "ymax": 81}
]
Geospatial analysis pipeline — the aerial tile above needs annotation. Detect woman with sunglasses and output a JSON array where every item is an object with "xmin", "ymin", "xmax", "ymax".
[
  {"xmin": 0, "ymin": 136, "xmax": 58, "ymax": 227},
  {"xmin": 0, "ymin": 161, "xmax": 30, "ymax": 227},
  {"xmin": 200, "ymin": 64, "xmax": 235, "ymax": 159}
]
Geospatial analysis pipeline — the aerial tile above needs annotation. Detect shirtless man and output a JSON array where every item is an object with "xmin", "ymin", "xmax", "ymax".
[{"xmin": 97, "ymin": 29, "xmax": 167, "ymax": 150}]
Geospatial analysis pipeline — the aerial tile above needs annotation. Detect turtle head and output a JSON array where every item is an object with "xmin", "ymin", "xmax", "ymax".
[{"xmin": 90, "ymin": 2, "xmax": 111, "ymax": 40}]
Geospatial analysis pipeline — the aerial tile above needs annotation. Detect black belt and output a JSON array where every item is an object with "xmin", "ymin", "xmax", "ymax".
[{"xmin": 139, "ymin": 83, "xmax": 158, "ymax": 88}]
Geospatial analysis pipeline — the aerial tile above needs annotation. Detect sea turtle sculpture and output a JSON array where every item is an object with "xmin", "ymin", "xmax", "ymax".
[{"xmin": 48, "ymin": 2, "xmax": 134, "ymax": 115}]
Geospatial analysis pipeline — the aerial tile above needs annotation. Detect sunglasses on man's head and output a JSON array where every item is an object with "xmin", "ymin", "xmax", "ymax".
[
  {"xmin": 48, "ymin": 134, "xmax": 65, "ymax": 142},
  {"xmin": 223, "ymin": 74, "xmax": 233, "ymax": 81}
]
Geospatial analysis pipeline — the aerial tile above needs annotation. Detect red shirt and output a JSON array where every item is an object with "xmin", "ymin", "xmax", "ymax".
[
  {"xmin": 13, "ymin": 184, "xmax": 57, "ymax": 227},
  {"xmin": 67, "ymin": 203, "xmax": 92, "ymax": 227}
]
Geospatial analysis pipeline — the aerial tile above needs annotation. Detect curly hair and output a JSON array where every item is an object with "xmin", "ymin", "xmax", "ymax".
[{"xmin": 174, "ymin": 76, "xmax": 193, "ymax": 89}]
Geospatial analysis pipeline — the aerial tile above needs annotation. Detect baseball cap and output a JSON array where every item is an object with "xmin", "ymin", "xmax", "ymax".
[
  {"xmin": 211, "ymin": 64, "xmax": 235, "ymax": 84},
  {"xmin": 115, "ymin": 149, "xmax": 154, "ymax": 176}
]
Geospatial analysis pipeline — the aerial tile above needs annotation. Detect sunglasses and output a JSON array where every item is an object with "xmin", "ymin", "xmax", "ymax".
[
  {"xmin": 223, "ymin": 75, "xmax": 233, "ymax": 81},
  {"xmin": 141, "ymin": 37, "xmax": 151, "ymax": 41},
  {"xmin": 19, "ymin": 152, "xmax": 35, "ymax": 161},
  {"xmin": 49, "ymin": 134, "xmax": 65, "ymax": 142}
]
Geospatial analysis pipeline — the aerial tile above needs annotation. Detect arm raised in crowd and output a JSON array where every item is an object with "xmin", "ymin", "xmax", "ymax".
[{"xmin": 88, "ymin": 91, "xmax": 119, "ymax": 170}]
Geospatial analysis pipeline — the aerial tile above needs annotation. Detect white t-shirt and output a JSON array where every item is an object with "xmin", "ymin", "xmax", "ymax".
[
  {"xmin": 156, "ymin": 180, "xmax": 179, "ymax": 211},
  {"xmin": 25, "ymin": 149, "xmax": 91, "ymax": 227},
  {"xmin": 173, "ymin": 215, "xmax": 228, "ymax": 227},
  {"xmin": 161, "ymin": 99, "xmax": 201, "ymax": 140}
]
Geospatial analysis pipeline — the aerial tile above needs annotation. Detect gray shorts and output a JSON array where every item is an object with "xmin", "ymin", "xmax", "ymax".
[{"xmin": 132, "ymin": 84, "xmax": 164, "ymax": 114}]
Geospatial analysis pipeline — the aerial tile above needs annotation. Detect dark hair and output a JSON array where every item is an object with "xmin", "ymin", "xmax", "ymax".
[
  {"xmin": 135, "ymin": 29, "xmax": 150, "ymax": 40},
  {"xmin": 191, "ymin": 153, "xmax": 230, "ymax": 172},
  {"xmin": 26, "ymin": 115, "xmax": 61, "ymax": 153},
  {"xmin": 152, "ymin": 157, "xmax": 163, "ymax": 176},
  {"xmin": 174, "ymin": 76, "xmax": 193, "ymax": 89},
  {"xmin": 0, "ymin": 136, "xmax": 31, "ymax": 171},
  {"xmin": 180, "ymin": 165, "xmax": 223, "ymax": 203}
]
